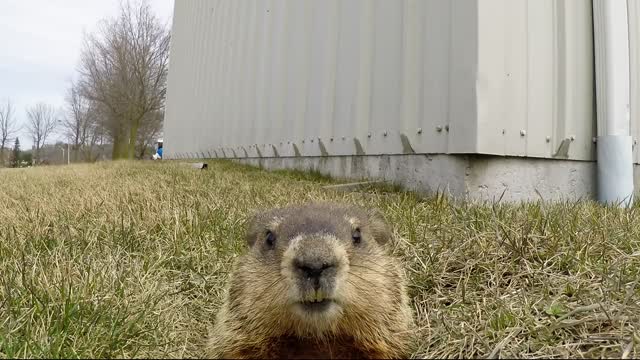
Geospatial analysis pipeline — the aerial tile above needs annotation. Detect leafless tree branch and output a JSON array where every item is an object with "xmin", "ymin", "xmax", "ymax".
[{"xmin": 0, "ymin": 99, "xmax": 21, "ymax": 166}]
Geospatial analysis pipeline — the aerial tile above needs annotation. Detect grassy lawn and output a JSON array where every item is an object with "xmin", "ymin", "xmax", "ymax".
[{"xmin": 0, "ymin": 160, "xmax": 639, "ymax": 358}]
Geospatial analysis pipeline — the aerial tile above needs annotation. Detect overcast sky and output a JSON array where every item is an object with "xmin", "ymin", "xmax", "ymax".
[{"xmin": 0, "ymin": 0, "xmax": 174, "ymax": 148}]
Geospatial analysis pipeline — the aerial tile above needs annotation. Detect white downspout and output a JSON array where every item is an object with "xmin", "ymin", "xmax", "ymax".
[{"xmin": 593, "ymin": 0, "xmax": 634, "ymax": 207}]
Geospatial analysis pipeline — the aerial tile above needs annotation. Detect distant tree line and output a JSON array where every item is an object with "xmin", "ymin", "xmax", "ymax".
[
  {"xmin": 0, "ymin": 98, "xmax": 58, "ymax": 166},
  {"xmin": 9, "ymin": 137, "xmax": 32, "ymax": 168},
  {"xmin": 0, "ymin": 0, "xmax": 169, "ymax": 166}
]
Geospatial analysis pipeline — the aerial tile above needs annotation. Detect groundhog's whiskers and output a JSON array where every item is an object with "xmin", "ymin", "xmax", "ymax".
[
  {"xmin": 349, "ymin": 264, "xmax": 394, "ymax": 278},
  {"xmin": 254, "ymin": 276, "xmax": 286, "ymax": 303},
  {"xmin": 352, "ymin": 251, "xmax": 392, "ymax": 267},
  {"xmin": 345, "ymin": 279, "xmax": 375, "ymax": 296},
  {"xmin": 345, "ymin": 270, "xmax": 381, "ymax": 289}
]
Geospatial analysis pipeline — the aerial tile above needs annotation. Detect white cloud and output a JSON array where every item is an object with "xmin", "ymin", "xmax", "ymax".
[{"xmin": 0, "ymin": 0, "xmax": 174, "ymax": 148}]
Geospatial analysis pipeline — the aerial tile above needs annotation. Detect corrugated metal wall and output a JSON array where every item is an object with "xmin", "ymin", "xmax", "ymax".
[
  {"xmin": 164, "ymin": 0, "xmax": 479, "ymax": 159},
  {"xmin": 163, "ymin": 0, "xmax": 640, "ymax": 163}
]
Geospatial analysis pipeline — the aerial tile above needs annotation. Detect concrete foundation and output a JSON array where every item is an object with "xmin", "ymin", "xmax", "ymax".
[{"xmin": 232, "ymin": 154, "xmax": 607, "ymax": 203}]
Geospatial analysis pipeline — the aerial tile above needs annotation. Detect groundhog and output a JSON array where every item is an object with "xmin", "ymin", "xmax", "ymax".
[{"xmin": 205, "ymin": 202, "xmax": 414, "ymax": 359}]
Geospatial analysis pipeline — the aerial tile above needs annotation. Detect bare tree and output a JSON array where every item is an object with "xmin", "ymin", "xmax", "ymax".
[
  {"xmin": 85, "ymin": 121, "xmax": 106, "ymax": 161},
  {"xmin": 62, "ymin": 81, "xmax": 95, "ymax": 161},
  {"xmin": 77, "ymin": 0, "xmax": 170, "ymax": 159},
  {"xmin": 0, "ymin": 99, "xmax": 20, "ymax": 166},
  {"xmin": 81, "ymin": 104, "xmax": 109, "ymax": 162},
  {"xmin": 26, "ymin": 103, "xmax": 58, "ymax": 164}
]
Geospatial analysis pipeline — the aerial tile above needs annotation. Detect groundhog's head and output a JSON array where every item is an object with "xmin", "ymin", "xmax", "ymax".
[{"xmin": 237, "ymin": 202, "xmax": 396, "ymax": 336}]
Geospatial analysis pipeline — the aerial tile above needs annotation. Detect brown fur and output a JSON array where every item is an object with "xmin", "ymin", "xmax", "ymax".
[{"xmin": 205, "ymin": 202, "xmax": 414, "ymax": 359}]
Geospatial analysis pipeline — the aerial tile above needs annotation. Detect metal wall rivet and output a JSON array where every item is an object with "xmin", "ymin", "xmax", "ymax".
[
  {"xmin": 570, "ymin": 135, "xmax": 575, "ymax": 141},
  {"xmin": 436, "ymin": 126, "xmax": 443, "ymax": 132},
  {"xmin": 417, "ymin": 128, "xmax": 423, "ymax": 134},
  {"xmin": 445, "ymin": 125, "xmax": 450, "ymax": 132},
  {"xmin": 342, "ymin": 136, "xmax": 346, "ymax": 140},
  {"xmin": 520, "ymin": 130, "xmax": 526, "ymax": 136},
  {"xmin": 592, "ymin": 137, "xmax": 597, "ymax": 143},
  {"xmin": 330, "ymin": 137, "xmax": 334, "ymax": 142},
  {"xmin": 502, "ymin": 129, "xmax": 506, "ymax": 135},
  {"xmin": 383, "ymin": 131, "xmax": 388, "ymax": 137},
  {"xmin": 546, "ymin": 136, "xmax": 551, "ymax": 143},
  {"xmin": 367, "ymin": 133, "xmax": 372, "ymax": 138}
]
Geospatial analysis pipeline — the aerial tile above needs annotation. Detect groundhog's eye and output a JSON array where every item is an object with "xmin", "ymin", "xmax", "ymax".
[
  {"xmin": 352, "ymin": 228, "xmax": 362, "ymax": 245},
  {"xmin": 265, "ymin": 230, "xmax": 276, "ymax": 248}
]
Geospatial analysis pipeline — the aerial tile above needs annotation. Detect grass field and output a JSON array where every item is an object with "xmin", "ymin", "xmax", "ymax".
[{"xmin": 0, "ymin": 160, "xmax": 639, "ymax": 358}]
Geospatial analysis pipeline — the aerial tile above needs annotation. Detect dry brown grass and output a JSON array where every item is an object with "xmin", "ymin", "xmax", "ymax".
[{"xmin": 0, "ymin": 160, "xmax": 638, "ymax": 358}]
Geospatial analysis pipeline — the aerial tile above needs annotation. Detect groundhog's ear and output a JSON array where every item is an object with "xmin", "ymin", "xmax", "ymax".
[{"xmin": 367, "ymin": 208, "xmax": 392, "ymax": 245}]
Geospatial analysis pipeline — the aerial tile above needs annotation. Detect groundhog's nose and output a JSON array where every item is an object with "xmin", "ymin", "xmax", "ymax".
[{"xmin": 294, "ymin": 260, "xmax": 336, "ymax": 290}]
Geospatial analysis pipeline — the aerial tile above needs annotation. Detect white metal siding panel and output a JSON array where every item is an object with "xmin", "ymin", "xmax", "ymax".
[
  {"xmin": 399, "ymin": 0, "xmax": 421, "ymax": 153},
  {"xmin": 446, "ymin": 0, "xmax": 479, "ymax": 154},
  {"xmin": 331, "ymin": 0, "xmax": 361, "ymax": 156},
  {"xmin": 164, "ymin": 0, "xmax": 187, "ymax": 156},
  {"xmin": 255, "ymin": 1, "xmax": 272, "ymax": 157},
  {"xmin": 218, "ymin": 1, "xmax": 232, "ymax": 156},
  {"xmin": 227, "ymin": 1, "xmax": 244, "ymax": 158},
  {"xmin": 202, "ymin": 1, "xmax": 216, "ymax": 157},
  {"xmin": 525, "ymin": 0, "xmax": 555, "ymax": 158},
  {"xmin": 201, "ymin": 2, "xmax": 214, "ymax": 158},
  {"xmin": 302, "ymin": 0, "xmax": 336, "ymax": 157},
  {"xmin": 476, "ymin": 0, "xmax": 528, "ymax": 157},
  {"xmin": 221, "ymin": 1, "xmax": 236, "ymax": 155},
  {"xmin": 282, "ymin": 1, "xmax": 311, "ymax": 157},
  {"xmin": 418, "ymin": 0, "xmax": 454, "ymax": 154},
  {"xmin": 241, "ymin": 1, "xmax": 257, "ymax": 156},
  {"xmin": 368, "ymin": 0, "xmax": 403, "ymax": 155},
  {"xmin": 561, "ymin": 1, "xmax": 596, "ymax": 161},
  {"xmin": 194, "ymin": 1, "xmax": 207, "ymax": 156},
  {"xmin": 206, "ymin": 2, "xmax": 217, "ymax": 157},
  {"xmin": 353, "ymin": 0, "xmax": 375, "ymax": 155},
  {"xmin": 444, "ymin": 0, "xmax": 478, "ymax": 153},
  {"xmin": 475, "ymin": 0, "xmax": 595, "ymax": 161},
  {"xmin": 248, "ymin": 1, "xmax": 266, "ymax": 157},
  {"xmin": 267, "ymin": 0, "xmax": 287, "ymax": 156},
  {"xmin": 164, "ymin": 0, "xmax": 478, "ymax": 160},
  {"xmin": 188, "ymin": 0, "xmax": 200, "ymax": 157}
]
